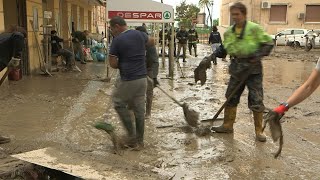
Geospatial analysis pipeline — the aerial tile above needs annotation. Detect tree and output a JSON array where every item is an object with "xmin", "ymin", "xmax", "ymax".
[
  {"xmin": 213, "ymin": 18, "xmax": 219, "ymax": 26},
  {"xmin": 176, "ymin": 1, "xmax": 200, "ymax": 28},
  {"xmin": 199, "ymin": 0, "xmax": 214, "ymax": 27}
]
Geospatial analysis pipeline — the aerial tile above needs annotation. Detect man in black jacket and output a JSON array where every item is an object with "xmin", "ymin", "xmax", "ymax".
[
  {"xmin": 0, "ymin": 26, "xmax": 25, "ymax": 72},
  {"xmin": 176, "ymin": 26, "xmax": 188, "ymax": 62},
  {"xmin": 51, "ymin": 30, "xmax": 74, "ymax": 70},
  {"xmin": 159, "ymin": 28, "xmax": 169, "ymax": 55},
  {"xmin": 0, "ymin": 25, "xmax": 27, "ymax": 144},
  {"xmin": 188, "ymin": 27, "xmax": 199, "ymax": 57},
  {"xmin": 208, "ymin": 26, "xmax": 225, "ymax": 63}
]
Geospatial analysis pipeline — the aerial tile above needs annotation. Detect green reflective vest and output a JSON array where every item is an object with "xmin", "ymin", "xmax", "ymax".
[{"xmin": 223, "ymin": 21, "xmax": 272, "ymax": 57}]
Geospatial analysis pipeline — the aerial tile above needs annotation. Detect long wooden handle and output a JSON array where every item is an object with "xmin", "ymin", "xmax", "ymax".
[
  {"xmin": 211, "ymin": 67, "xmax": 253, "ymax": 121},
  {"xmin": 147, "ymin": 76, "xmax": 183, "ymax": 107},
  {"xmin": 0, "ymin": 68, "xmax": 10, "ymax": 87},
  {"xmin": 211, "ymin": 77, "xmax": 247, "ymax": 120}
]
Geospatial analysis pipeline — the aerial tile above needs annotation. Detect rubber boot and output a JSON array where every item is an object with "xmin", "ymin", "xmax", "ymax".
[
  {"xmin": 145, "ymin": 95, "xmax": 152, "ymax": 118},
  {"xmin": 253, "ymin": 111, "xmax": 267, "ymax": 142},
  {"xmin": 114, "ymin": 107, "xmax": 134, "ymax": 137},
  {"xmin": 211, "ymin": 106, "xmax": 237, "ymax": 133},
  {"xmin": 195, "ymin": 47, "xmax": 198, "ymax": 57}
]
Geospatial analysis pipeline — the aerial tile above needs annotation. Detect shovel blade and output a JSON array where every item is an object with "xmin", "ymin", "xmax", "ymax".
[{"xmin": 182, "ymin": 103, "xmax": 199, "ymax": 127}]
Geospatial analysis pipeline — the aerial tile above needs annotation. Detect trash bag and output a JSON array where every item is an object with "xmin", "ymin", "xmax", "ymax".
[
  {"xmin": 194, "ymin": 54, "xmax": 213, "ymax": 85},
  {"xmin": 95, "ymin": 52, "xmax": 106, "ymax": 62}
]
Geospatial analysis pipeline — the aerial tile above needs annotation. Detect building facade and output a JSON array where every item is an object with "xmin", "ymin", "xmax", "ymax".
[
  {"xmin": 0, "ymin": 0, "xmax": 105, "ymax": 81},
  {"xmin": 220, "ymin": 0, "xmax": 320, "ymax": 34}
]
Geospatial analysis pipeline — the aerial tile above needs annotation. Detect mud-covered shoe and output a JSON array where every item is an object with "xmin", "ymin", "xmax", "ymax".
[
  {"xmin": 0, "ymin": 136, "xmax": 10, "ymax": 144},
  {"xmin": 131, "ymin": 142, "xmax": 144, "ymax": 151},
  {"xmin": 211, "ymin": 125, "xmax": 233, "ymax": 133},
  {"xmin": 256, "ymin": 133, "xmax": 267, "ymax": 142},
  {"xmin": 123, "ymin": 137, "xmax": 138, "ymax": 148}
]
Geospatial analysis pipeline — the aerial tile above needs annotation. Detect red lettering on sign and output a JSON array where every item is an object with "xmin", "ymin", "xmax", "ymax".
[{"xmin": 108, "ymin": 11, "xmax": 163, "ymax": 20}]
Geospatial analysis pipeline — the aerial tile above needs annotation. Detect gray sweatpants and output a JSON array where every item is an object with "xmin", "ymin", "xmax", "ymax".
[{"xmin": 112, "ymin": 77, "xmax": 147, "ymax": 143}]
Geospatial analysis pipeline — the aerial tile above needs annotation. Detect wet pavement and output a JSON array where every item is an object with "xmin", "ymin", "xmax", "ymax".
[{"xmin": 0, "ymin": 45, "xmax": 320, "ymax": 179}]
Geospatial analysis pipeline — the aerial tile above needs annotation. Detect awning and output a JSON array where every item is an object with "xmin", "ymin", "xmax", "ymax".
[
  {"xmin": 107, "ymin": 0, "xmax": 174, "ymax": 23},
  {"xmin": 87, "ymin": 0, "xmax": 104, "ymax": 6}
]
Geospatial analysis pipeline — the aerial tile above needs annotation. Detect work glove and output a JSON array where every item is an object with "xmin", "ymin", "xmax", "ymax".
[
  {"xmin": 8, "ymin": 57, "xmax": 21, "ymax": 68},
  {"xmin": 259, "ymin": 43, "xmax": 274, "ymax": 56},
  {"xmin": 273, "ymin": 103, "xmax": 289, "ymax": 116}
]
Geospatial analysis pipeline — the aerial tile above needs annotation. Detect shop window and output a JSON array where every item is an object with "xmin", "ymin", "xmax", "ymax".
[
  {"xmin": 269, "ymin": 5, "xmax": 287, "ymax": 23},
  {"xmin": 305, "ymin": 5, "xmax": 320, "ymax": 22}
]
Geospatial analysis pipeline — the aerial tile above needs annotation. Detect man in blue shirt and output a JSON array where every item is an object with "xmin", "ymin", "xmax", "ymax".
[{"xmin": 109, "ymin": 16, "xmax": 154, "ymax": 149}]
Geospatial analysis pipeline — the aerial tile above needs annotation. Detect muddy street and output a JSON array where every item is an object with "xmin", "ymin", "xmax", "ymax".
[{"xmin": 1, "ymin": 44, "xmax": 320, "ymax": 179}]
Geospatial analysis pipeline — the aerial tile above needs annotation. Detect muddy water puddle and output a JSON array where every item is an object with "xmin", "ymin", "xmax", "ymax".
[{"xmin": 150, "ymin": 45, "xmax": 320, "ymax": 179}]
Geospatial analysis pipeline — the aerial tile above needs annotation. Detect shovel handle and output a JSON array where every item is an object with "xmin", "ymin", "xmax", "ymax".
[
  {"xmin": 0, "ymin": 68, "xmax": 10, "ymax": 87},
  {"xmin": 147, "ymin": 77, "xmax": 183, "ymax": 107},
  {"xmin": 211, "ymin": 78, "xmax": 246, "ymax": 120},
  {"xmin": 211, "ymin": 67, "xmax": 253, "ymax": 121}
]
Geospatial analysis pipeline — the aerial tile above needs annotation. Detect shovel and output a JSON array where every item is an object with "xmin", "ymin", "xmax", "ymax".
[
  {"xmin": 0, "ymin": 68, "xmax": 10, "ymax": 87},
  {"xmin": 29, "ymin": 20, "xmax": 53, "ymax": 76},
  {"xmin": 148, "ymin": 77, "xmax": 199, "ymax": 127},
  {"xmin": 201, "ymin": 67, "xmax": 253, "ymax": 122},
  {"xmin": 263, "ymin": 110, "xmax": 284, "ymax": 158}
]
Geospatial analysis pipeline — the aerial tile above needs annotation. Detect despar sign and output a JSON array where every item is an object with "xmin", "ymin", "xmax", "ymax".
[{"xmin": 108, "ymin": 11, "xmax": 162, "ymax": 20}]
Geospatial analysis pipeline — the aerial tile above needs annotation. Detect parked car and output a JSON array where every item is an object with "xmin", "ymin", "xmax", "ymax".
[
  {"xmin": 271, "ymin": 28, "xmax": 309, "ymax": 46},
  {"xmin": 287, "ymin": 30, "xmax": 320, "ymax": 49},
  {"xmin": 304, "ymin": 30, "xmax": 320, "ymax": 51}
]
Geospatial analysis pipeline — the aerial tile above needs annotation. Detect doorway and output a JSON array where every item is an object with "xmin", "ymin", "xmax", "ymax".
[{"xmin": 3, "ymin": 0, "xmax": 29, "ymax": 75}]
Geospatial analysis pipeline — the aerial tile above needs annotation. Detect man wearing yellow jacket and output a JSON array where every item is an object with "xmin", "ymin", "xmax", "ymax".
[{"xmin": 211, "ymin": 2, "xmax": 273, "ymax": 142}]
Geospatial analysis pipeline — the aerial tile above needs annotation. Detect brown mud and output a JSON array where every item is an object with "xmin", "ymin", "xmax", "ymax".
[{"xmin": 0, "ymin": 45, "xmax": 320, "ymax": 179}]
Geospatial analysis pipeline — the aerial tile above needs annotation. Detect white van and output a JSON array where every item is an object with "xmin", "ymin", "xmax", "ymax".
[
  {"xmin": 270, "ymin": 29, "xmax": 309, "ymax": 46},
  {"xmin": 287, "ymin": 30, "xmax": 320, "ymax": 48}
]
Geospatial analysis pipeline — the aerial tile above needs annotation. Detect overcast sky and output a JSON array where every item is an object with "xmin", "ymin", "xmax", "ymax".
[{"xmin": 153, "ymin": 0, "xmax": 221, "ymax": 19}]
